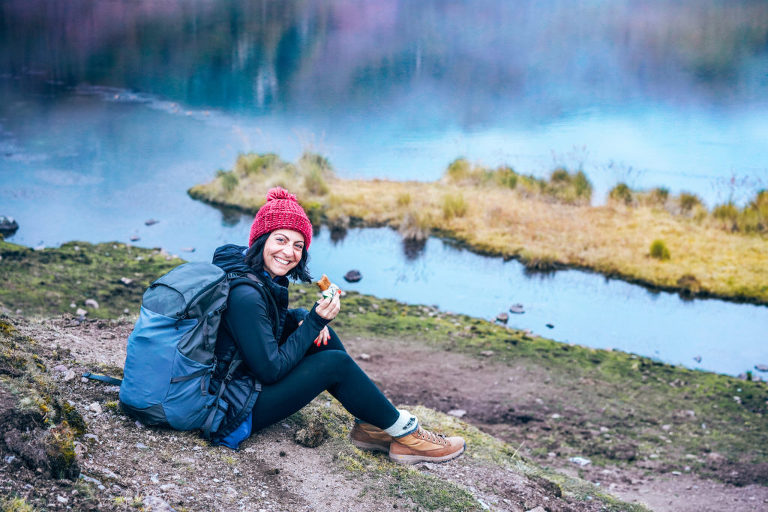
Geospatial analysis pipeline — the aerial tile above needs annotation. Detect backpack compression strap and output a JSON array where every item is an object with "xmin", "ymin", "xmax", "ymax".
[
  {"xmin": 82, "ymin": 371, "xmax": 123, "ymax": 385},
  {"xmin": 201, "ymin": 358, "xmax": 243, "ymax": 440}
]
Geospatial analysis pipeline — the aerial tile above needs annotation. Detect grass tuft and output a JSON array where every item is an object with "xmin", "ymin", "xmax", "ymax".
[
  {"xmin": 441, "ymin": 193, "xmax": 468, "ymax": 220},
  {"xmin": 649, "ymin": 239, "xmax": 671, "ymax": 261},
  {"xmin": 609, "ymin": 183, "xmax": 633, "ymax": 205}
]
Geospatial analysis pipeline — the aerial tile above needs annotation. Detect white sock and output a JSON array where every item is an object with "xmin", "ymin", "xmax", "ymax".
[{"xmin": 384, "ymin": 409, "xmax": 419, "ymax": 438}]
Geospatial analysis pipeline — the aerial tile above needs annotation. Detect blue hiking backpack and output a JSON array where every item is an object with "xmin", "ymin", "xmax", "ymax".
[{"xmin": 118, "ymin": 262, "xmax": 274, "ymax": 439}]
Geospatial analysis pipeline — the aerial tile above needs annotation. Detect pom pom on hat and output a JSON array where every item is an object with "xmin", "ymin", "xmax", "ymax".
[
  {"xmin": 265, "ymin": 187, "xmax": 295, "ymax": 202},
  {"xmin": 248, "ymin": 187, "xmax": 313, "ymax": 249}
]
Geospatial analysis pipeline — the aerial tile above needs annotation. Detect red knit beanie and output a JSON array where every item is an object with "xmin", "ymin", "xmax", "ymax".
[{"xmin": 248, "ymin": 187, "xmax": 313, "ymax": 249}]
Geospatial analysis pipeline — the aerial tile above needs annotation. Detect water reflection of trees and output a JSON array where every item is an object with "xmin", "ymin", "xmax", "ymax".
[
  {"xmin": 1, "ymin": 0, "xmax": 767, "ymax": 115},
  {"xmin": 401, "ymin": 237, "xmax": 426, "ymax": 261}
]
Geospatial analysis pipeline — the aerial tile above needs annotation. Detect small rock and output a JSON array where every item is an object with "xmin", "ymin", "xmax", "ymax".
[
  {"xmin": 551, "ymin": 413, "xmax": 561, "ymax": 419},
  {"xmin": 84, "ymin": 299, "xmax": 99, "ymax": 309},
  {"xmin": 526, "ymin": 507, "xmax": 546, "ymax": 512},
  {"xmin": 545, "ymin": 323, "xmax": 554, "ymax": 329},
  {"xmin": 142, "ymin": 496, "xmax": 175, "ymax": 512},
  {"xmin": 150, "ymin": 473, "xmax": 159, "ymax": 484},
  {"xmin": 144, "ymin": 219, "xmax": 159, "ymax": 226},
  {"xmin": 755, "ymin": 364, "xmax": 768, "ymax": 372},
  {"xmin": 84, "ymin": 434, "xmax": 99, "ymax": 443},
  {"xmin": 73, "ymin": 441, "xmax": 87, "ymax": 456},
  {"xmin": 160, "ymin": 483, "xmax": 176, "ymax": 491},
  {"xmin": 135, "ymin": 442, "xmax": 149, "ymax": 449},
  {"xmin": 343, "ymin": 269, "xmax": 362, "ymax": 283},
  {"xmin": 358, "ymin": 353, "xmax": 371, "ymax": 361},
  {"xmin": 495, "ymin": 312, "xmax": 509, "ymax": 323},
  {"xmin": 0, "ymin": 216, "xmax": 19, "ymax": 236},
  {"xmin": 69, "ymin": 302, "xmax": 76, "ymax": 308},
  {"xmin": 53, "ymin": 364, "xmax": 68, "ymax": 373},
  {"xmin": 294, "ymin": 416, "xmax": 327, "ymax": 447},
  {"xmin": 129, "ymin": 235, "xmax": 140, "ymax": 242},
  {"xmin": 123, "ymin": 308, "xmax": 130, "ymax": 314},
  {"xmin": 448, "ymin": 409, "xmax": 467, "ymax": 418},
  {"xmin": 120, "ymin": 277, "xmax": 133, "ymax": 285},
  {"xmin": 56, "ymin": 495, "xmax": 68, "ymax": 504},
  {"xmin": 62, "ymin": 370, "xmax": 76, "ymax": 382},
  {"xmin": 4, "ymin": 455, "xmax": 16, "ymax": 464},
  {"xmin": 569, "ymin": 456, "xmax": 591, "ymax": 466},
  {"xmin": 180, "ymin": 247, "xmax": 195, "ymax": 253},
  {"xmin": 88, "ymin": 402, "xmax": 102, "ymax": 414},
  {"xmin": 76, "ymin": 308, "xmax": 87, "ymax": 316},
  {"xmin": 480, "ymin": 350, "xmax": 495, "ymax": 357},
  {"xmin": 79, "ymin": 474, "xmax": 102, "ymax": 488},
  {"xmin": 509, "ymin": 303, "xmax": 525, "ymax": 314}
]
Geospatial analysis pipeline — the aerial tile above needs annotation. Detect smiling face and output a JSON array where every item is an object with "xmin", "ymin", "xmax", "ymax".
[{"xmin": 262, "ymin": 229, "xmax": 305, "ymax": 278}]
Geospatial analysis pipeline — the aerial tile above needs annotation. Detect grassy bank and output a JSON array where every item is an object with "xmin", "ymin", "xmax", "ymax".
[
  {"xmin": 188, "ymin": 152, "xmax": 768, "ymax": 304},
  {"xmin": 0, "ymin": 240, "xmax": 182, "ymax": 319},
  {"xmin": 294, "ymin": 288, "xmax": 768, "ymax": 481}
]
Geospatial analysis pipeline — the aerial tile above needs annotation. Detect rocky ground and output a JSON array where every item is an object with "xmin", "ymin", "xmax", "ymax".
[{"xmin": 1, "ymin": 314, "xmax": 641, "ymax": 512}]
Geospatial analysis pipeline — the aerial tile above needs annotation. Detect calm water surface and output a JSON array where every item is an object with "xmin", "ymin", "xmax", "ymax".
[{"xmin": 0, "ymin": 0, "xmax": 766, "ymax": 375}]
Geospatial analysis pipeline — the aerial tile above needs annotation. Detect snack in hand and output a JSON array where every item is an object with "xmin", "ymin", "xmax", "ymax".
[{"xmin": 315, "ymin": 274, "xmax": 341, "ymax": 300}]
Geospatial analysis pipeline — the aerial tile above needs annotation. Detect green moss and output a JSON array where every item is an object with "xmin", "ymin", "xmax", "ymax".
[
  {"xmin": 48, "ymin": 425, "xmax": 79, "ymax": 478},
  {"xmin": 60, "ymin": 403, "xmax": 87, "ymax": 436},
  {"xmin": 0, "ymin": 496, "xmax": 36, "ymax": 512},
  {"xmin": 0, "ymin": 240, "xmax": 182, "ymax": 318}
]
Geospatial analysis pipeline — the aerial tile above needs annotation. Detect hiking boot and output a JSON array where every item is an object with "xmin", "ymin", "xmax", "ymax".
[
  {"xmin": 389, "ymin": 427, "xmax": 465, "ymax": 464},
  {"xmin": 350, "ymin": 422, "xmax": 393, "ymax": 453}
]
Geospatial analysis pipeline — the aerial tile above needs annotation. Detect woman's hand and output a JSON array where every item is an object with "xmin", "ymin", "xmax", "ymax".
[
  {"xmin": 313, "ymin": 326, "xmax": 330, "ymax": 347},
  {"xmin": 315, "ymin": 293, "xmax": 340, "ymax": 321}
]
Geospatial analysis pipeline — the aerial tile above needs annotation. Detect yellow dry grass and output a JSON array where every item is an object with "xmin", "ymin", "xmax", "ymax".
[{"xmin": 189, "ymin": 155, "xmax": 768, "ymax": 304}]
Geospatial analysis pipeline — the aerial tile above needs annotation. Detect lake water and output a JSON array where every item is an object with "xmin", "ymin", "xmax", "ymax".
[{"xmin": 1, "ymin": 0, "xmax": 766, "ymax": 375}]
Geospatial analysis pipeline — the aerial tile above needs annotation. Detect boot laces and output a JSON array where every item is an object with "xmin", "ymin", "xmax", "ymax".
[{"xmin": 416, "ymin": 427, "xmax": 448, "ymax": 445}]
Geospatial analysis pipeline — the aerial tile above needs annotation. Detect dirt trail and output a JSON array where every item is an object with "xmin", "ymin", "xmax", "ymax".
[{"xmin": 344, "ymin": 335, "xmax": 768, "ymax": 512}]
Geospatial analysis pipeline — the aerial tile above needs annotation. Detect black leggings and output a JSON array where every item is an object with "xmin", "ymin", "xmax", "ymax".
[{"xmin": 250, "ymin": 328, "xmax": 400, "ymax": 432}]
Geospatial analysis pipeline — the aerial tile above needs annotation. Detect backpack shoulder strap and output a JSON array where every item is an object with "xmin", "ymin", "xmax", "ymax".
[{"xmin": 225, "ymin": 272, "xmax": 279, "ymax": 337}]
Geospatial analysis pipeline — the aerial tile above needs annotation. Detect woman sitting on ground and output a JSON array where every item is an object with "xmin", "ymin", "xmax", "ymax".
[{"xmin": 209, "ymin": 187, "xmax": 465, "ymax": 464}]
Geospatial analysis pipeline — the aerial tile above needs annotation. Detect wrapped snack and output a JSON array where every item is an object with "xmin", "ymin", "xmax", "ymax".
[{"xmin": 315, "ymin": 274, "xmax": 341, "ymax": 300}]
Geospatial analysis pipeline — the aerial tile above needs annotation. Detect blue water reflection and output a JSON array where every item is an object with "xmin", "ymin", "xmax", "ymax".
[{"xmin": 1, "ymin": 0, "xmax": 767, "ymax": 203}]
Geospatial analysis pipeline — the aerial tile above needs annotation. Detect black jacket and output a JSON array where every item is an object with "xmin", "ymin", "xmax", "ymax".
[{"xmin": 209, "ymin": 244, "xmax": 329, "ymax": 440}]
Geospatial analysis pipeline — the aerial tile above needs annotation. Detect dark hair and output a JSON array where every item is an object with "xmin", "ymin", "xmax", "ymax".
[{"xmin": 244, "ymin": 232, "xmax": 312, "ymax": 283}]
